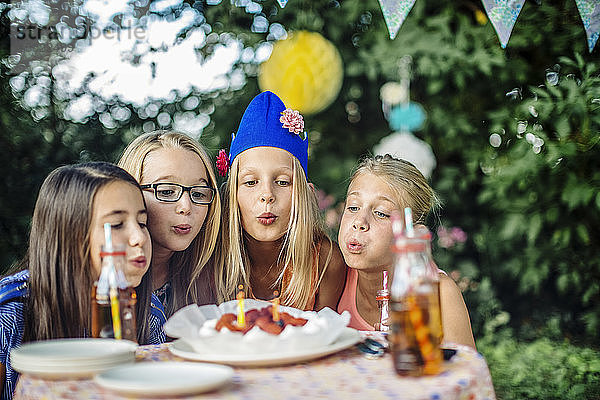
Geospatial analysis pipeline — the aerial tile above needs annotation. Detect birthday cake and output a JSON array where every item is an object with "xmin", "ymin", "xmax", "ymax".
[
  {"xmin": 215, "ymin": 306, "xmax": 307, "ymax": 335},
  {"xmin": 164, "ymin": 299, "xmax": 351, "ymax": 355}
]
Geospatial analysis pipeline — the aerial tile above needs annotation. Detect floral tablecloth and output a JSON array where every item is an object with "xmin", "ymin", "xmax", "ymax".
[{"xmin": 14, "ymin": 335, "xmax": 496, "ymax": 400}]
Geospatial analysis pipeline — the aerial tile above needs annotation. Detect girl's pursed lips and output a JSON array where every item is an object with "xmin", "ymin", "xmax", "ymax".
[
  {"xmin": 257, "ymin": 212, "xmax": 277, "ymax": 225},
  {"xmin": 346, "ymin": 238, "xmax": 364, "ymax": 253},
  {"xmin": 172, "ymin": 224, "xmax": 192, "ymax": 234},
  {"xmin": 129, "ymin": 256, "xmax": 147, "ymax": 269}
]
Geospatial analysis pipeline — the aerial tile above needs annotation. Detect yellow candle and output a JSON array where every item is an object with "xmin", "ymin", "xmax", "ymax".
[
  {"xmin": 109, "ymin": 286, "xmax": 122, "ymax": 340},
  {"xmin": 237, "ymin": 285, "xmax": 245, "ymax": 327},
  {"xmin": 272, "ymin": 291, "xmax": 280, "ymax": 321}
]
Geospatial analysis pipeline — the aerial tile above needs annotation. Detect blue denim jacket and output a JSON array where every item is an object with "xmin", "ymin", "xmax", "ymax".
[{"xmin": 0, "ymin": 270, "xmax": 166, "ymax": 400}]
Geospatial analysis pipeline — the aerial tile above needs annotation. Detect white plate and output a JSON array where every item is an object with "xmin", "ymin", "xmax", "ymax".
[
  {"xmin": 169, "ymin": 327, "xmax": 361, "ymax": 367},
  {"xmin": 11, "ymin": 339, "xmax": 137, "ymax": 379},
  {"xmin": 11, "ymin": 338, "xmax": 136, "ymax": 362},
  {"xmin": 95, "ymin": 362, "xmax": 234, "ymax": 397}
]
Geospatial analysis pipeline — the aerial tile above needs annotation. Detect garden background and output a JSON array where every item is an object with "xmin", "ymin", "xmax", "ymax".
[{"xmin": 1, "ymin": 1, "xmax": 599, "ymax": 398}]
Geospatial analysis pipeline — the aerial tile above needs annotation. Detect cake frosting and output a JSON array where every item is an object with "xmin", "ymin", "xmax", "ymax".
[{"xmin": 164, "ymin": 299, "xmax": 351, "ymax": 355}]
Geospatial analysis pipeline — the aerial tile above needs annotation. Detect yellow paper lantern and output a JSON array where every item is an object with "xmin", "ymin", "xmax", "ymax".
[{"xmin": 259, "ymin": 31, "xmax": 343, "ymax": 115}]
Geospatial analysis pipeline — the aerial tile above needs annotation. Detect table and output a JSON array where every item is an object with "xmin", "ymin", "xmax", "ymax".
[{"xmin": 14, "ymin": 337, "xmax": 496, "ymax": 399}]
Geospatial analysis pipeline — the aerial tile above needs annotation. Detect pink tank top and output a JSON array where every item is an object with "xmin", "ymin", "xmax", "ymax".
[
  {"xmin": 337, "ymin": 268, "xmax": 375, "ymax": 331},
  {"xmin": 337, "ymin": 266, "xmax": 447, "ymax": 331}
]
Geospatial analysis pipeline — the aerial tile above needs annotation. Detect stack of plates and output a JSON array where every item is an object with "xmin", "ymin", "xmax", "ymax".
[{"xmin": 11, "ymin": 338, "xmax": 137, "ymax": 379}]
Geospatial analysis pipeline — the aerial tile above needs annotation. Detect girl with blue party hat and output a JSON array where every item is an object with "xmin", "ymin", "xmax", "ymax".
[{"xmin": 215, "ymin": 91, "xmax": 346, "ymax": 310}]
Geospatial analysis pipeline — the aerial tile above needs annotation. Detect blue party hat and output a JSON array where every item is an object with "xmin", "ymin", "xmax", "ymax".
[{"xmin": 229, "ymin": 91, "xmax": 309, "ymax": 176}]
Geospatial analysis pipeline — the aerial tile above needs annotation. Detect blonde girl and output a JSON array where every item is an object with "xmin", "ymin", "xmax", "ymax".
[
  {"xmin": 215, "ymin": 91, "xmax": 346, "ymax": 310},
  {"xmin": 337, "ymin": 155, "xmax": 475, "ymax": 348},
  {"xmin": 118, "ymin": 131, "xmax": 221, "ymax": 317}
]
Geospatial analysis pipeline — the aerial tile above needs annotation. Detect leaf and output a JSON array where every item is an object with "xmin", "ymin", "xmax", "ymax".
[
  {"xmin": 500, "ymin": 214, "xmax": 525, "ymax": 240},
  {"xmin": 561, "ymin": 176, "xmax": 596, "ymax": 210},
  {"xmin": 582, "ymin": 283, "xmax": 599, "ymax": 304},
  {"xmin": 576, "ymin": 224, "xmax": 590, "ymax": 245},
  {"xmin": 527, "ymin": 213, "xmax": 542, "ymax": 243},
  {"xmin": 546, "ymin": 207, "xmax": 559, "ymax": 223}
]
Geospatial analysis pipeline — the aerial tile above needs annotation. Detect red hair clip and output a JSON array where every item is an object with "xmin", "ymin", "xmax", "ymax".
[{"xmin": 216, "ymin": 149, "xmax": 229, "ymax": 177}]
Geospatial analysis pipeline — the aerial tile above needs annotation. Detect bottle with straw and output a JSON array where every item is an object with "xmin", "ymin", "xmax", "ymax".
[
  {"xmin": 389, "ymin": 208, "xmax": 443, "ymax": 376},
  {"xmin": 91, "ymin": 223, "xmax": 124, "ymax": 340},
  {"xmin": 413, "ymin": 224, "xmax": 444, "ymax": 346},
  {"xmin": 375, "ymin": 271, "xmax": 390, "ymax": 332}
]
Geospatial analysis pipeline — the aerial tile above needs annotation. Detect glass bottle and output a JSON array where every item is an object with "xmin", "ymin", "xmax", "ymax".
[
  {"xmin": 114, "ymin": 258, "xmax": 138, "ymax": 342},
  {"xmin": 376, "ymin": 289, "xmax": 390, "ymax": 331},
  {"xmin": 91, "ymin": 245, "xmax": 137, "ymax": 342},
  {"xmin": 414, "ymin": 226, "xmax": 443, "ymax": 345},
  {"xmin": 389, "ymin": 235, "xmax": 443, "ymax": 376},
  {"xmin": 375, "ymin": 271, "xmax": 390, "ymax": 331}
]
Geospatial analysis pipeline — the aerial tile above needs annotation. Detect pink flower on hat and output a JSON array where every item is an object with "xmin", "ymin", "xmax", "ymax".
[
  {"xmin": 216, "ymin": 149, "xmax": 229, "ymax": 177},
  {"xmin": 280, "ymin": 108, "xmax": 304, "ymax": 136}
]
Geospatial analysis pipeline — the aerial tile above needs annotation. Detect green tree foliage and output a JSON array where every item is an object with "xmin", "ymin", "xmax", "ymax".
[
  {"xmin": 479, "ymin": 331, "xmax": 600, "ymax": 399},
  {"xmin": 479, "ymin": 56, "xmax": 600, "ymax": 337}
]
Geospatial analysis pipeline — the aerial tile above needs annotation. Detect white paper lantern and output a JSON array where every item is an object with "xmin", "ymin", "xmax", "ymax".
[{"xmin": 373, "ymin": 131, "xmax": 437, "ymax": 179}]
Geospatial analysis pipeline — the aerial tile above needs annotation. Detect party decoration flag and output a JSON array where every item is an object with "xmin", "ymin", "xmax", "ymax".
[
  {"xmin": 481, "ymin": 0, "xmax": 526, "ymax": 48},
  {"xmin": 575, "ymin": 0, "xmax": 600, "ymax": 52},
  {"xmin": 277, "ymin": 0, "xmax": 289, "ymax": 8},
  {"xmin": 378, "ymin": 0, "xmax": 416, "ymax": 40}
]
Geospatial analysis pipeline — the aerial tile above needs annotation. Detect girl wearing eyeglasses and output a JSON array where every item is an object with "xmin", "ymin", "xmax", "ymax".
[{"xmin": 118, "ymin": 131, "xmax": 222, "ymax": 318}]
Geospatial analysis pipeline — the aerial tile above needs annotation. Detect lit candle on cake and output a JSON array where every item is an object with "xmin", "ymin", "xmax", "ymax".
[
  {"xmin": 272, "ymin": 291, "xmax": 280, "ymax": 322},
  {"xmin": 237, "ymin": 285, "xmax": 245, "ymax": 327}
]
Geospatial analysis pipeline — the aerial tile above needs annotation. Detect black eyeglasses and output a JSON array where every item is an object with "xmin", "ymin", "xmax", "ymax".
[{"xmin": 141, "ymin": 183, "xmax": 216, "ymax": 205}]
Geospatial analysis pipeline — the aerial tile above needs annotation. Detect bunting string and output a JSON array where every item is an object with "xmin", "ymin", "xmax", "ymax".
[{"xmin": 279, "ymin": 0, "xmax": 598, "ymax": 52}]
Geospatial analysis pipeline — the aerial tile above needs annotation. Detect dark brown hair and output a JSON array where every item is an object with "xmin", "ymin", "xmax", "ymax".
[{"xmin": 22, "ymin": 162, "xmax": 153, "ymax": 344}]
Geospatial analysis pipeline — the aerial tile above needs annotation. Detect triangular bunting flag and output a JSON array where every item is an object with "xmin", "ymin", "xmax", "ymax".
[
  {"xmin": 277, "ymin": 0, "xmax": 289, "ymax": 8},
  {"xmin": 378, "ymin": 0, "xmax": 417, "ymax": 40},
  {"xmin": 575, "ymin": 0, "xmax": 600, "ymax": 52},
  {"xmin": 481, "ymin": 0, "xmax": 526, "ymax": 48}
]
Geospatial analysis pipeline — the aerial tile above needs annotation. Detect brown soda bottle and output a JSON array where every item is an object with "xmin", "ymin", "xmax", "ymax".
[
  {"xmin": 91, "ymin": 245, "xmax": 138, "ymax": 342},
  {"xmin": 389, "ymin": 235, "xmax": 443, "ymax": 376},
  {"xmin": 414, "ymin": 225, "xmax": 444, "ymax": 346}
]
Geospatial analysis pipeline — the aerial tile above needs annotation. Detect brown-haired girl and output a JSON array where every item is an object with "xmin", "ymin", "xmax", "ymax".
[{"xmin": 0, "ymin": 162, "xmax": 164, "ymax": 399}]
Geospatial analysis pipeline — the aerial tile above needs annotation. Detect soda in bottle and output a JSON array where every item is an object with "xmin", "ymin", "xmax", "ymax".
[
  {"xmin": 91, "ymin": 224, "xmax": 137, "ymax": 342},
  {"xmin": 389, "ymin": 215, "xmax": 442, "ymax": 376}
]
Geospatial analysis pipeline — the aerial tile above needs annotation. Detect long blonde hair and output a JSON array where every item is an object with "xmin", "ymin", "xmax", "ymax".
[
  {"xmin": 215, "ymin": 155, "xmax": 328, "ymax": 309},
  {"xmin": 352, "ymin": 154, "xmax": 440, "ymax": 223},
  {"xmin": 118, "ymin": 131, "xmax": 222, "ymax": 316}
]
